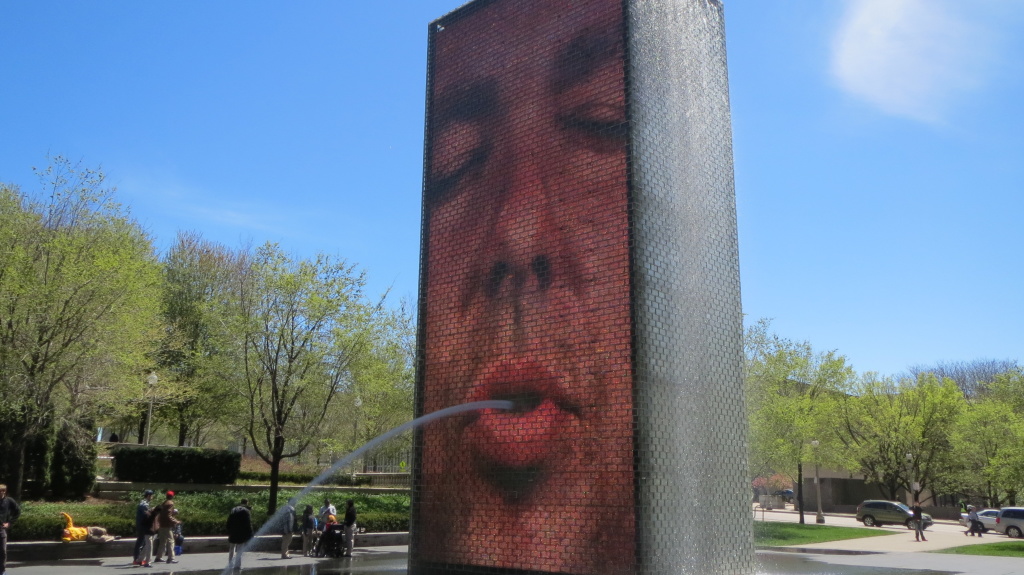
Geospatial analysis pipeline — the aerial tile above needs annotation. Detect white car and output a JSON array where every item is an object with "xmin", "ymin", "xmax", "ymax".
[{"xmin": 958, "ymin": 509, "xmax": 999, "ymax": 533}]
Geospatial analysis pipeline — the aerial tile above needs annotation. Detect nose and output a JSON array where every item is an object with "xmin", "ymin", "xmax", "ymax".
[{"xmin": 483, "ymin": 144, "xmax": 559, "ymax": 302}]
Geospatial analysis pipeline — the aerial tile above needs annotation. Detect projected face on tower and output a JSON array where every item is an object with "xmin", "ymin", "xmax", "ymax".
[{"xmin": 418, "ymin": 0, "xmax": 635, "ymax": 573}]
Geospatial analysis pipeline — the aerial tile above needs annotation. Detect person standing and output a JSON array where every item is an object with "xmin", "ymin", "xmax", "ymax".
[
  {"xmin": 0, "ymin": 484, "xmax": 22, "ymax": 575},
  {"xmin": 132, "ymin": 489, "xmax": 156, "ymax": 566},
  {"xmin": 319, "ymin": 499, "xmax": 336, "ymax": 526},
  {"xmin": 300, "ymin": 505, "xmax": 318, "ymax": 557},
  {"xmin": 342, "ymin": 500, "xmax": 356, "ymax": 557},
  {"xmin": 226, "ymin": 499, "xmax": 253, "ymax": 570},
  {"xmin": 279, "ymin": 502, "xmax": 296, "ymax": 559},
  {"xmin": 911, "ymin": 501, "xmax": 927, "ymax": 542},
  {"xmin": 153, "ymin": 491, "xmax": 180, "ymax": 564}
]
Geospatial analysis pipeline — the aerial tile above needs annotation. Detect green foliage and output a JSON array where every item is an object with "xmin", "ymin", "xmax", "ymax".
[
  {"xmin": 838, "ymin": 373, "xmax": 965, "ymax": 502},
  {"xmin": 111, "ymin": 445, "xmax": 240, "ymax": 484},
  {"xmin": 214, "ymin": 242, "xmax": 393, "ymax": 512},
  {"xmin": 156, "ymin": 231, "xmax": 244, "ymax": 446},
  {"xmin": 10, "ymin": 490, "xmax": 410, "ymax": 541},
  {"xmin": 236, "ymin": 470, "xmax": 371, "ymax": 487},
  {"xmin": 745, "ymin": 318, "xmax": 855, "ymax": 483},
  {"xmin": 0, "ymin": 156, "xmax": 160, "ymax": 498},
  {"xmin": 48, "ymin": 420, "xmax": 97, "ymax": 500}
]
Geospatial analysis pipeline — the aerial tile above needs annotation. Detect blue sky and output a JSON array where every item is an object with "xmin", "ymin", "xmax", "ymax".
[{"xmin": 2, "ymin": 0, "xmax": 1021, "ymax": 377}]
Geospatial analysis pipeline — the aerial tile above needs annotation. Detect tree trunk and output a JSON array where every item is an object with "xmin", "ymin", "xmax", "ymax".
[
  {"xmin": 11, "ymin": 438, "xmax": 27, "ymax": 500},
  {"xmin": 177, "ymin": 409, "xmax": 188, "ymax": 447},
  {"xmin": 267, "ymin": 434, "xmax": 285, "ymax": 515},
  {"xmin": 137, "ymin": 409, "xmax": 148, "ymax": 445}
]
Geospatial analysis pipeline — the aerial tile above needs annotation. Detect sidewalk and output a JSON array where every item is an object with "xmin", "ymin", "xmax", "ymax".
[
  {"xmin": 8, "ymin": 545, "xmax": 408, "ymax": 575},
  {"xmin": 9, "ymin": 522, "xmax": 1024, "ymax": 574},
  {"xmin": 755, "ymin": 507, "xmax": 1024, "ymax": 575}
]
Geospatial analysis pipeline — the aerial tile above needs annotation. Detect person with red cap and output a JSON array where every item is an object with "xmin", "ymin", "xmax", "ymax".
[{"xmin": 153, "ymin": 491, "xmax": 180, "ymax": 564}]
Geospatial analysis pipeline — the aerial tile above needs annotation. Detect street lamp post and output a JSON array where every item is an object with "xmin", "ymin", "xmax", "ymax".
[
  {"xmin": 812, "ymin": 439, "xmax": 824, "ymax": 523},
  {"xmin": 144, "ymin": 372, "xmax": 158, "ymax": 446}
]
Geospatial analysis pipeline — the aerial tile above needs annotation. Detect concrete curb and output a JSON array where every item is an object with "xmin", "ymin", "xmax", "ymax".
[{"xmin": 7, "ymin": 532, "xmax": 409, "ymax": 561}]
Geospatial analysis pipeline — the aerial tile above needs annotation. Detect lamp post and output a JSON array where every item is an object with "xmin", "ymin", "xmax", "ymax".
[
  {"xmin": 811, "ymin": 440, "xmax": 824, "ymax": 523},
  {"xmin": 144, "ymin": 372, "xmax": 158, "ymax": 446}
]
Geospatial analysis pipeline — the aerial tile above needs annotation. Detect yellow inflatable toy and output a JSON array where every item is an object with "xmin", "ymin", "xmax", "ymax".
[{"xmin": 61, "ymin": 512, "xmax": 115, "ymax": 543}]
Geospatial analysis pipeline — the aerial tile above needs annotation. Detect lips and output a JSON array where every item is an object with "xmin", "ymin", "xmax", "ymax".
[{"xmin": 463, "ymin": 361, "xmax": 579, "ymax": 469}]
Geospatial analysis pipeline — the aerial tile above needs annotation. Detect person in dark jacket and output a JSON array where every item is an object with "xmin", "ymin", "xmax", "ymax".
[
  {"xmin": 132, "ymin": 489, "xmax": 156, "ymax": 566},
  {"xmin": 300, "ymin": 505, "xmax": 318, "ymax": 557},
  {"xmin": 342, "ymin": 500, "xmax": 357, "ymax": 557},
  {"xmin": 0, "ymin": 484, "xmax": 22, "ymax": 575},
  {"xmin": 279, "ymin": 502, "xmax": 296, "ymax": 559},
  {"xmin": 226, "ymin": 499, "xmax": 254, "ymax": 570}
]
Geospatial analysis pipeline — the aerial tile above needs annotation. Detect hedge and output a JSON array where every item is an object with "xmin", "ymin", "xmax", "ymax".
[
  {"xmin": 9, "ymin": 490, "xmax": 410, "ymax": 541},
  {"xmin": 111, "ymin": 445, "xmax": 240, "ymax": 484},
  {"xmin": 236, "ymin": 470, "xmax": 372, "ymax": 486}
]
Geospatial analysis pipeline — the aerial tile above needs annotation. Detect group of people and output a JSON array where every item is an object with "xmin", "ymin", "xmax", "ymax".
[
  {"xmin": 311, "ymin": 498, "xmax": 357, "ymax": 557},
  {"xmin": 132, "ymin": 489, "xmax": 182, "ymax": 568},
  {"xmin": 225, "ymin": 496, "xmax": 357, "ymax": 570}
]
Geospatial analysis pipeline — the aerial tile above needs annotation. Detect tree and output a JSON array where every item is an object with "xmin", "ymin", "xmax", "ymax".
[
  {"xmin": 220, "ymin": 243, "xmax": 383, "ymax": 513},
  {"xmin": 156, "ymin": 231, "xmax": 241, "ymax": 446},
  {"xmin": 0, "ymin": 157, "xmax": 160, "ymax": 498},
  {"xmin": 907, "ymin": 359, "xmax": 1019, "ymax": 399},
  {"xmin": 345, "ymin": 303, "xmax": 415, "ymax": 469},
  {"xmin": 951, "ymin": 398, "xmax": 1024, "ymax": 506},
  {"xmin": 744, "ymin": 319, "xmax": 855, "ymax": 522},
  {"xmin": 837, "ymin": 373, "xmax": 965, "ymax": 502}
]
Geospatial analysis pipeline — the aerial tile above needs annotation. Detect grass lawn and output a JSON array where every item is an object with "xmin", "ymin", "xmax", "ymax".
[
  {"xmin": 933, "ymin": 540, "xmax": 1024, "ymax": 558},
  {"xmin": 754, "ymin": 522, "xmax": 891, "ymax": 547}
]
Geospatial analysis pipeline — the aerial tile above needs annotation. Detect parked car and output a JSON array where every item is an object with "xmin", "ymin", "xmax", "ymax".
[
  {"xmin": 855, "ymin": 500, "xmax": 933, "ymax": 530},
  {"xmin": 995, "ymin": 507, "xmax": 1024, "ymax": 538},
  {"xmin": 958, "ymin": 509, "xmax": 999, "ymax": 533},
  {"xmin": 772, "ymin": 489, "xmax": 794, "ymax": 502}
]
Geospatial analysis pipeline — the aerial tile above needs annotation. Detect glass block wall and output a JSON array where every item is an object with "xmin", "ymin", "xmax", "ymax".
[{"xmin": 412, "ymin": 1, "xmax": 753, "ymax": 573}]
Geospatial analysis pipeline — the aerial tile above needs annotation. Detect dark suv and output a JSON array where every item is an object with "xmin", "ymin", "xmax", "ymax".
[
  {"xmin": 855, "ymin": 500, "xmax": 933, "ymax": 530},
  {"xmin": 995, "ymin": 507, "xmax": 1024, "ymax": 538}
]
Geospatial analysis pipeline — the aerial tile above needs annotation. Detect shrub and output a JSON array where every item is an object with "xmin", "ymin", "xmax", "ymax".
[
  {"xmin": 9, "ymin": 489, "xmax": 410, "ymax": 541},
  {"xmin": 111, "ymin": 445, "xmax": 240, "ymax": 484},
  {"xmin": 49, "ymin": 421, "xmax": 97, "ymax": 500},
  {"xmin": 236, "ymin": 470, "xmax": 372, "ymax": 486}
]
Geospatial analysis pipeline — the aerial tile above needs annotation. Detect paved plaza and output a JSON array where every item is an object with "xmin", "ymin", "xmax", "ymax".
[{"xmin": 7, "ymin": 510, "xmax": 1024, "ymax": 575}]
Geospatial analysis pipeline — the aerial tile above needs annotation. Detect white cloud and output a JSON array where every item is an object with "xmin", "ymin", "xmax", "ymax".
[{"xmin": 830, "ymin": 0, "xmax": 994, "ymax": 124}]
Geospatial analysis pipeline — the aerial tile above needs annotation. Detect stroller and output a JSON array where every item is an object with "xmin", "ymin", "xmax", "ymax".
[{"xmin": 314, "ymin": 524, "xmax": 345, "ymax": 558}]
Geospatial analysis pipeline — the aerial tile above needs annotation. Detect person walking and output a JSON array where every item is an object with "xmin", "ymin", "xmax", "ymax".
[
  {"xmin": 132, "ymin": 489, "xmax": 156, "ymax": 566},
  {"xmin": 342, "ymin": 499, "xmax": 357, "ymax": 557},
  {"xmin": 911, "ymin": 501, "xmax": 927, "ymax": 542},
  {"xmin": 0, "ymin": 484, "xmax": 22, "ymax": 575},
  {"xmin": 279, "ymin": 501, "xmax": 296, "ymax": 559},
  {"xmin": 226, "ymin": 499, "xmax": 253, "ymax": 570},
  {"xmin": 299, "ymin": 505, "xmax": 318, "ymax": 557},
  {"xmin": 965, "ymin": 505, "xmax": 983, "ymax": 537},
  {"xmin": 153, "ymin": 491, "xmax": 181, "ymax": 564}
]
